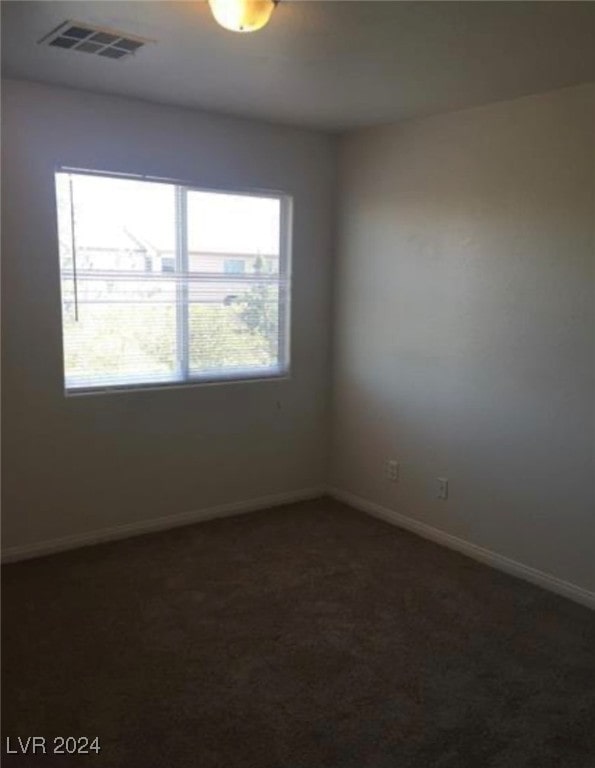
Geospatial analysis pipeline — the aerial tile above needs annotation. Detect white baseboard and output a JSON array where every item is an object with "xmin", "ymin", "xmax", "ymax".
[
  {"xmin": 1, "ymin": 487, "xmax": 325, "ymax": 564},
  {"xmin": 328, "ymin": 487, "xmax": 595, "ymax": 611},
  {"xmin": 5, "ymin": 486, "xmax": 594, "ymax": 611}
]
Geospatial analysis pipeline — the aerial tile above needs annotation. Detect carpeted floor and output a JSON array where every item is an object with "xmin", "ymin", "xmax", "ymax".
[{"xmin": 2, "ymin": 498, "xmax": 595, "ymax": 767}]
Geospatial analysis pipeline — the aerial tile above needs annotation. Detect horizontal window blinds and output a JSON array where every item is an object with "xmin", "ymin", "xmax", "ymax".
[{"xmin": 55, "ymin": 171, "xmax": 291, "ymax": 392}]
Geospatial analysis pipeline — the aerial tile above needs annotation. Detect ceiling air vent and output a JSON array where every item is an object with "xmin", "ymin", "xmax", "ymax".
[{"xmin": 39, "ymin": 21, "xmax": 151, "ymax": 60}]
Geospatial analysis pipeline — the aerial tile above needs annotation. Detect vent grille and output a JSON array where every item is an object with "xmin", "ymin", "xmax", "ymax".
[{"xmin": 39, "ymin": 21, "xmax": 151, "ymax": 60}]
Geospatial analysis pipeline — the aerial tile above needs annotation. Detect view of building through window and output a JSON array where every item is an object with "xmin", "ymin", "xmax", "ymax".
[{"xmin": 55, "ymin": 171, "xmax": 291, "ymax": 391}]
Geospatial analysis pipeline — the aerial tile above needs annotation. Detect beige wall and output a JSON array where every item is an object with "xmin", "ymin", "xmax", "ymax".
[
  {"xmin": 331, "ymin": 84, "xmax": 595, "ymax": 592},
  {"xmin": 1, "ymin": 79, "xmax": 336, "ymax": 551}
]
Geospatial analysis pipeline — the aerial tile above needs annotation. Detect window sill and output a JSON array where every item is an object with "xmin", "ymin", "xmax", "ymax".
[{"xmin": 64, "ymin": 369, "xmax": 291, "ymax": 397}]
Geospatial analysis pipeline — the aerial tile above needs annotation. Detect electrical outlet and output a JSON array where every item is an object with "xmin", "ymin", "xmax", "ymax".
[
  {"xmin": 385, "ymin": 459, "xmax": 399, "ymax": 482},
  {"xmin": 437, "ymin": 477, "xmax": 448, "ymax": 500}
]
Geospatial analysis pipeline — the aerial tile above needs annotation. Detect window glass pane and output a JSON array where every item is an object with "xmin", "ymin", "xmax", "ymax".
[
  {"xmin": 223, "ymin": 259, "xmax": 246, "ymax": 275},
  {"xmin": 185, "ymin": 190, "xmax": 285, "ymax": 377},
  {"xmin": 187, "ymin": 192, "xmax": 280, "ymax": 263},
  {"xmin": 56, "ymin": 173, "xmax": 178, "ymax": 388}
]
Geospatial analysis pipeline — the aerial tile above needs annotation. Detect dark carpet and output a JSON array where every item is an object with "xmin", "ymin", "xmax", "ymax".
[{"xmin": 2, "ymin": 498, "xmax": 595, "ymax": 767}]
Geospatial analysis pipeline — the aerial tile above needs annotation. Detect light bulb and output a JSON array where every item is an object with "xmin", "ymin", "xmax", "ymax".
[{"xmin": 208, "ymin": 0, "xmax": 277, "ymax": 33}]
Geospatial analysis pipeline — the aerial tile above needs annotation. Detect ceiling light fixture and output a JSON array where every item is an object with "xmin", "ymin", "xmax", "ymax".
[{"xmin": 208, "ymin": 0, "xmax": 279, "ymax": 33}]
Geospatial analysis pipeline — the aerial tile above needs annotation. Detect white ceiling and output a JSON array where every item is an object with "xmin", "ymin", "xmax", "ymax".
[{"xmin": 2, "ymin": 1, "xmax": 594, "ymax": 131}]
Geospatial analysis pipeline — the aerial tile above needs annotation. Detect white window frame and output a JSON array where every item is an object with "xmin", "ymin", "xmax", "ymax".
[{"xmin": 56, "ymin": 167, "xmax": 293, "ymax": 395}]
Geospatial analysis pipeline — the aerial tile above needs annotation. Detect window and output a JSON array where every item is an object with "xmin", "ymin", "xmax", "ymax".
[
  {"xmin": 224, "ymin": 259, "xmax": 246, "ymax": 275},
  {"xmin": 55, "ymin": 170, "xmax": 291, "ymax": 392},
  {"xmin": 160, "ymin": 257, "xmax": 175, "ymax": 274}
]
